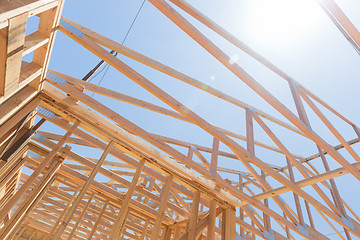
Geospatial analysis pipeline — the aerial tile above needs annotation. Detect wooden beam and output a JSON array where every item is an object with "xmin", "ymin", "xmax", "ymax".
[
  {"xmin": 222, "ymin": 208, "xmax": 236, "ymax": 240},
  {"xmin": 111, "ymin": 158, "xmax": 147, "ymax": 239},
  {"xmin": 317, "ymin": 0, "xmax": 360, "ymax": 54},
  {"xmin": 150, "ymin": 175, "xmax": 174, "ymax": 240},
  {"xmin": 177, "ymin": 207, "xmax": 223, "ymax": 240},
  {"xmin": 139, "ymin": 219, "xmax": 149, "ymax": 240},
  {"xmin": 188, "ymin": 191, "xmax": 200, "ymax": 240},
  {"xmin": 0, "ymin": 85, "xmax": 37, "ymax": 125},
  {"xmin": 0, "ymin": 13, "xmax": 27, "ymax": 97},
  {"xmin": 48, "ymin": 187, "xmax": 80, "ymax": 236},
  {"xmin": 87, "ymin": 200, "xmax": 109, "ymax": 240},
  {"xmin": 0, "ymin": 96, "xmax": 39, "ymax": 142},
  {"xmin": 51, "ymin": 141, "xmax": 114, "ymax": 239},
  {"xmin": 23, "ymin": 32, "xmax": 49, "ymax": 57},
  {"xmin": 64, "ymin": 192, "xmax": 95, "ymax": 239},
  {"xmin": 0, "ymin": 0, "xmax": 58, "ymax": 22}
]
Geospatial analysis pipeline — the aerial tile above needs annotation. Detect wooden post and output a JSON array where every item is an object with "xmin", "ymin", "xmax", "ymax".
[
  {"xmin": 188, "ymin": 190, "xmax": 200, "ymax": 240},
  {"xmin": 239, "ymin": 174, "xmax": 245, "ymax": 238},
  {"xmin": 317, "ymin": 146, "xmax": 352, "ymax": 239},
  {"xmin": 304, "ymin": 200, "xmax": 315, "ymax": 229},
  {"xmin": 48, "ymin": 187, "xmax": 80, "ymax": 236},
  {"xmin": 0, "ymin": 155, "xmax": 26, "ymax": 191},
  {"xmin": 111, "ymin": 158, "xmax": 146, "ymax": 239},
  {"xmin": 150, "ymin": 175, "xmax": 174, "ymax": 240},
  {"xmin": 110, "ymin": 158, "xmax": 146, "ymax": 240},
  {"xmin": 222, "ymin": 208, "xmax": 236, "ymax": 240},
  {"xmin": 66, "ymin": 193, "xmax": 95, "ymax": 239},
  {"xmin": 144, "ymin": 178, "xmax": 155, "ymax": 205},
  {"xmin": 139, "ymin": 219, "xmax": 149, "ymax": 240},
  {"xmin": 87, "ymin": 200, "xmax": 109, "ymax": 240},
  {"xmin": 207, "ymin": 200, "xmax": 217, "ymax": 240},
  {"xmin": 286, "ymin": 158, "xmax": 305, "ymax": 226},
  {"xmin": 164, "ymin": 226, "xmax": 173, "ymax": 240},
  {"xmin": 174, "ymin": 223, "xmax": 181, "ymax": 239},
  {"xmin": 208, "ymin": 136, "xmax": 219, "ymax": 240},
  {"xmin": 13, "ymin": 224, "xmax": 26, "ymax": 240},
  {"xmin": 118, "ymin": 208, "xmax": 130, "ymax": 238},
  {"xmin": 52, "ymin": 141, "xmax": 114, "ymax": 239},
  {"xmin": 0, "ymin": 13, "xmax": 27, "ymax": 97}
]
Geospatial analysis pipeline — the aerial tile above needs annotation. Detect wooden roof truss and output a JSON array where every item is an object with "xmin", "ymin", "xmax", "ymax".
[{"xmin": 1, "ymin": 0, "xmax": 360, "ymax": 239}]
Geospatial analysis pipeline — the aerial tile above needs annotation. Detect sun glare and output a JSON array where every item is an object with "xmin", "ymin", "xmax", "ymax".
[{"xmin": 246, "ymin": 0, "xmax": 321, "ymax": 46}]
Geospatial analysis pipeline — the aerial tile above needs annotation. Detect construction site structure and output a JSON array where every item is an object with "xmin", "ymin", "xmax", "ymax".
[{"xmin": 0, "ymin": 0, "xmax": 360, "ymax": 239}]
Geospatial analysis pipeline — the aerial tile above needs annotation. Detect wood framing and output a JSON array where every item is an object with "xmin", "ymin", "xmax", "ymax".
[{"xmin": 0, "ymin": 0, "xmax": 360, "ymax": 239}]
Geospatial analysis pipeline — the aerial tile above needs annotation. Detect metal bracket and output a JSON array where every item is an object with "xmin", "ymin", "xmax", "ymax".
[
  {"xmin": 291, "ymin": 78, "xmax": 299, "ymax": 87},
  {"xmin": 201, "ymin": 83, "xmax": 209, "ymax": 90},
  {"xmin": 236, "ymin": 234, "xmax": 246, "ymax": 240},
  {"xmin": 33, "ymin": 133, "xmax": 45, "ymax": 141},
  {"xmin": 59, "ymin": 18, "xmax": 85, "ymax": 38},
  {"xmin": 263, "ymin": 229, "xmax": 275, "ymax": 240},
  {"xmin": 250, "ymin": 150, "xmax": 255, "ymax": 159},
  {"xmin": 27, "ymin": 150, "xmax": 40, "ymax": 159},
  {"xmin": 297, "ymin": 224, "xmax": 309, "ymax": 238},
  {"xmin": 247, "ymin": 107, "xmax": 255, "ymax": 113},
  {"xmin": 38, "ymin": 106, "xmax": 55, "ymax": 119},
  {"xmin": 47, "ymin": 72, "xmax": 67, "ymax": 86},
  {"xmin": 190, "ymin": 146, "xmax": 197, "ymax": 151},
  {"xmin": 306, "ymin": 122, "xmax": 312, "ymax": 131},
  {"xmin": 342, "ymin": 215, "xmax": 355, "ymax": 231}
]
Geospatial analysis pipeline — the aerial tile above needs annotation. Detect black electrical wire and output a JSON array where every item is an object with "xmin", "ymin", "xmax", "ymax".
[
  {"xmin": 87, "ymin": 62, "xmax": 109, "ymax": 83},
  {"xmin": 121, "ymin": 0, "xmax": 146, "ymax": 45},
  {"xmin": 87, "ymin": 0, "xmax": 147, "ymax": 96}
]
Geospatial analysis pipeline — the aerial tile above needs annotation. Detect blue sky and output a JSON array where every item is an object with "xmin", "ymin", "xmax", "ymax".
[{"xmin": 43, "ymin": 0, "xmax": 360, "ymax": 238}]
